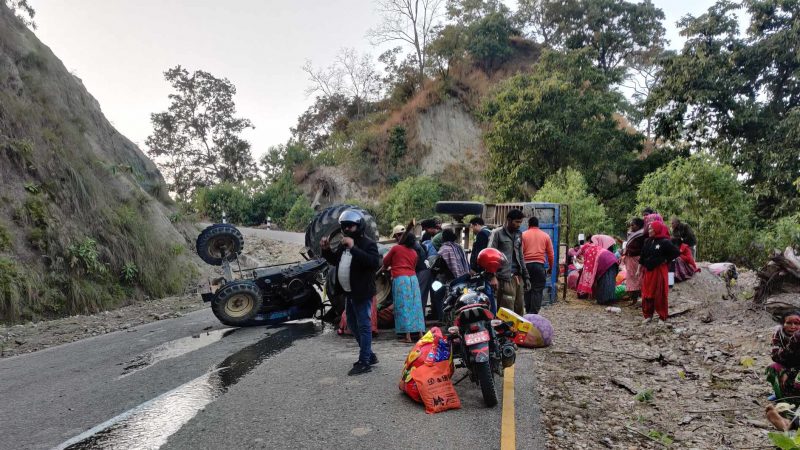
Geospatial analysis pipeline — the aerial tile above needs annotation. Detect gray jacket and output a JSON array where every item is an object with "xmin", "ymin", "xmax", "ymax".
[{"xmin": 488, "ymin": 226, "xmax": 529, "ymax": 282}]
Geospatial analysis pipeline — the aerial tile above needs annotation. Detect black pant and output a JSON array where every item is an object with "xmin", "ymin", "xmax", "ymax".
[{"xmin": 525, "ymin": 262, "xmax": 546, "ymax": 314}]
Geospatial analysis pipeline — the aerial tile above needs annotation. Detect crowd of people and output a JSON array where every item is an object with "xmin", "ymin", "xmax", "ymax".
[
  {"xmin": 322, "ymin": 208, "xmax": 558, "ymax": 376},
  {"xmin": 565, "ymin": 207, "xmax": 700, "ymax": 325},
  {"xmin": 323, "ymin": 207, "xmax": 797, "ymax": 440}
]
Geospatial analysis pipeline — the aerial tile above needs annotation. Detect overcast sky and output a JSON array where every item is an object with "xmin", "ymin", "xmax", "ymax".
[{"xmin": 30, "ymin": 0, "xmax": 722, "ymax": 159}]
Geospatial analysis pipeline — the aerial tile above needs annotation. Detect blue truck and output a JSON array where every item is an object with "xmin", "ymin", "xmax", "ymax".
[{"xmin": 433, "ymin": 201, "xmax": 570, "ymax": 306}]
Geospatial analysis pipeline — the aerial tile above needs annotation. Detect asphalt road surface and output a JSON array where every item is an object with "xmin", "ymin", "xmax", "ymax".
[{"xmin": 0, "ymin": 230, "xmax": 545, "ymax": 449}]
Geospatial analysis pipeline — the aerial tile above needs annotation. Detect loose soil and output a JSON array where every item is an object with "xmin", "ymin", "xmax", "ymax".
[
  {"xmin": 0, "ymin": 235, "xmax": 304, "ymax": 358},
  {"xmin": 535, "ymin": 263, "xmax": 775, "ymax": 449}
]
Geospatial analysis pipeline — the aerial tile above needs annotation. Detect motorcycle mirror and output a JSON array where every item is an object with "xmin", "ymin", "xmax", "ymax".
[{"xmin": 431, "ymin": 281, "xmax": 444, "ymax": 292}]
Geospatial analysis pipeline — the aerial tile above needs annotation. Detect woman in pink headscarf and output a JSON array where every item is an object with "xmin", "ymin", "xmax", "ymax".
[{"xmin": 576, "ymin": 237, "xmax": 619, "ymax": 304}]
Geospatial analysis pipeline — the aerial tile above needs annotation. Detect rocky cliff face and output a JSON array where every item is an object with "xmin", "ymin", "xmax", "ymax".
[{"xmin": 0, "ymin": 3, "xmax": 196, "ymax": 322}]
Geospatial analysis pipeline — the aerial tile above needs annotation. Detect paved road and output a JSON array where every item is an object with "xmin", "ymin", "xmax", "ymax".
[{"xmin": 0, "ymin": 228, "xmax": 545, "ymax": 449}]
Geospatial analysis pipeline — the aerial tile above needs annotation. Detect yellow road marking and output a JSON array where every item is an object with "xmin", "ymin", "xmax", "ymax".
[{"xmin": 501, "ymin": 365, "xmax": 516, "ymax": 450}]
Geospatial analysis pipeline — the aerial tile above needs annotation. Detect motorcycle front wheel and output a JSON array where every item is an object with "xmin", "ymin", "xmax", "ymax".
[{"xmin": 475, "ymin": 360, "xmax": 499, "ymax": 407}]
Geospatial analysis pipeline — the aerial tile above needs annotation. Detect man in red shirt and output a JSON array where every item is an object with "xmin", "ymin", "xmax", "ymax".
[{"xmin": 521, "ymin": 216, "xmax": 554, "ymax": 314}]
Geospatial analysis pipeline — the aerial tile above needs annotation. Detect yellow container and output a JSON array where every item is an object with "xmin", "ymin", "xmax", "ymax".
[{"xmin": 496, "ymin": 307, "xmax": 533, "ymax": 333}]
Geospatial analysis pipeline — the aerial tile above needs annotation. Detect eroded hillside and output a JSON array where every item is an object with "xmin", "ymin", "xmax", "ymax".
[{"xmin": 0, "ymin": 3, "xmax": 197, "ymax": 322}]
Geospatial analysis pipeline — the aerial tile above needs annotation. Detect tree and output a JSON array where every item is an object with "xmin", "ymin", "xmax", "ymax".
[
  {"xmin": 636, "ymin": 155, "xmax": 755, "ymax": 263},
  {"xmin": 445, "ymin": 0, "xmax": 508, "ymax": 26},
  {"xmin": 541, "ymin": 0, "xmax": 666, "ymax": 80},
  {"xmin": 514, "ymin": 0, "xmax": 557, "ymax": 45},
  {"xmin": 481, "ymin": 49, "xmax": 644, "ymax": 200},
  {"xmin": 290, "ymin": 94, "xmax": 354, "ymax": 153},
  {"xmin": 466, "ymin": 12, "xmax": 518, "ymax": 72},
  {"xmin": 259, "ymin": 143, "xmax": 311, "ymax": 183},
  {"xmin": 378, "ymin": 47, "xmax": 420, "ymax": 105},
  {"xmin": 302, "ymin": 48, "xmax": 382, "ymax": 117},
  {"xmin": 647, "ymin": 0, "xmax": 800, "ymax": 218},
  {"xmin": 427, "ymin": 24, "xmax": 468, "ymax": 79},
  {"xmin": 381, "ymin": 176, "xmax": 460, "ymax": 235},
  {"xmin": 367, "ymin": 0, "xmax": 444, "ymax": 88},
  {"xmin": 4, "ymin": 0, "xmax": 35, "ymax": 28},
  {"xmin": 146, "ymin": 66, "xmax": 255, "ymax": 201},
  {"xmin": 533, "ymin": 168, "xmax": 612, "ymax": 243}
]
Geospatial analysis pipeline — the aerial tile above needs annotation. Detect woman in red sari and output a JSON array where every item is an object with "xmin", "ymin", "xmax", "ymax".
[{"xmin": 639, "ymin": 221, "xmax": 680, "ymax": 323}]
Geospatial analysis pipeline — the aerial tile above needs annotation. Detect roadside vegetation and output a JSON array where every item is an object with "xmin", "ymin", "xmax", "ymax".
[
  {"xmin": 0, "ymin": 2, "xmax": 196, "ymax": 323},
  {"xmin": 2, "ymin": 0, "xmax": 797, "ymax": 319}
]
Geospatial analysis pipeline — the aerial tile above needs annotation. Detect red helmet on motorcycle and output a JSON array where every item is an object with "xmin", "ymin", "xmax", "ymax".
[{"xmin": 477, "ymin": 248, "xmax": 506, "ymax": 274}]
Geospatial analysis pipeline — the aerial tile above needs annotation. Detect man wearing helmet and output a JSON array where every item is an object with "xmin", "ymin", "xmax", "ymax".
[
  {"xmin": 488, "ymin": 209, "xmax": 531, "ymax": 315},
  {"xmin": 320, "ymin": 209, "xmax": 382, "ymax": 376}
]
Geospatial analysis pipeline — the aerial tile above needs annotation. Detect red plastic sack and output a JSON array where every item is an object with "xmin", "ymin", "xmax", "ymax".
[
  {"xmin": 412, "ymin": 361, "xmax": 461, "ymax": 414},
  {"xmin": 337, "ymin": 296, "xmax": 378, "ymax": 335},
  {"xmin": 399, "ymin": 328, "xmax": 459, "ymax": 413}
]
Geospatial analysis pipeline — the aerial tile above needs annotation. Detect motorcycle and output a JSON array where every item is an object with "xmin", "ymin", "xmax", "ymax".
[{"xmin": 435, "ymin": 273, "xmax": 517, "ymax": 407}]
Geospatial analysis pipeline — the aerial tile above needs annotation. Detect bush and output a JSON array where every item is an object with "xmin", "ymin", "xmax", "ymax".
[
  {"xmin": 381, "ymin": 176, "xmax": 462, "ymax": 236},
  {"xmin": 760, "ymin": 213, "xmax": 800, "ymax": 254},
  {"xmin": 0, "ymin": 258, "xmax": 34, "ymax": 321},
  {"xmin": 67, "ymin": 237, "xmax": 108, "ymax": 278},
  {"xmin": 533, "ymin": 168, "xmax": 612, "ymax": 244},
  {"xmin": 636, "ymin": 155, "xmax": 755, "ymax": 263},
  {"xmin": 193, "ymin": 183, "xmax": 251, "ymax": 224},
  {"xmin": 284, "ymin": 196, "xmax": 315, "ymax": 232}
]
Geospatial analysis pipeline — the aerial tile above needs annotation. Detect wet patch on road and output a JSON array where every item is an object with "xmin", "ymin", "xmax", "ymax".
[
  {"xmin": 118, "ymin": 328, "xmax": 238, "ymax": 378},
  {"xmin": 57, "ymin": 322, "xmax": 321, "ymax": 450}
]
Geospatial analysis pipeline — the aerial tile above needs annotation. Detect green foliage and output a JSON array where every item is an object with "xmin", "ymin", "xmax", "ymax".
[
  {"xmin": 0, "ymin": 258, "xmax": 34, "ymax": 321},
  {"xmin": 760, "ymin": 213, "xmax": 800, "ymax": 254},
  {"xmin": 635, "ymin": 155, "xmax": 755, "ymax": 263},
  {"xmin": 533, "ymin": 168, "xmax": 611, "ymax": 243},
  {"xmin": 466, "ymin": 12, "xmax": 518, "ymax": 71},
  {"xmin": 3, "ymin": 138, "xmax": 34, "ymax": 168},
  {"xmin": 388, "ymin": 125, "xmax": 407, "ymax": 163},
  {"xmin": 446, "ymin": 0, "xmax": 509, "ymax": 26},
  {"xmin": 482, "ymin": 49, "xmax": 644, "ymax": 201},
  {"xmin": 120, "ymin": 262, "xmax": 138, "ymax": 284},
  {"xmin": 146, "ymin": 66, "xmax": 255, "ymax": 202},
  {"xmin": 770, "ymin": 432, "xmax": 800, "ymax": 450},
  {"xmin": 634, "ymin": 388, "xmax": 654, "ymax": 403},
  {"xmin": 23, "ymin": 182, "xmax": 40, "ymax": 194},
  {"xmin": 193, "ymin": 183, "xmax": 252, "ymax": 224},
  {"xmin": 0, "ymin": 224, "xmax": 11, "ymax": 252},
  {"xmin": 382, "ymin": 176, "xmax": 462, "ymax": 235},
  {"xmin": 68, "ymin": 237, "xmax": 108, "ymax": 278},
  {"xmin": 260, "ymin": 143, "xmax": 312, "ymax": 183},
  {"xmin": 22, "ymin": 196, "xmax": 48, "ymax": 227},
  {"xmin": 284, "ymin": 196, "xmax": 315, "ymax": 232},
  {"xmin": 649, "ymin": 1, "xmax": 800, "ymax": 218},
  {"xmin": 427, "ymin": 25, "xmax": 468, "ymax": 79},
  {"xmin": 542, "ymin": 0, "xmax": 666, "ymax": 78},
  {"xmin": 646, "ymin": 429, "xmax": 673, "ymax": 446}
]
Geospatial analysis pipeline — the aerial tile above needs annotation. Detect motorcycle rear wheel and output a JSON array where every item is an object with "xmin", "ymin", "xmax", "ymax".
[{"xmin": 475, "ymin": 360, "xmax": 498, "ymax": 407}]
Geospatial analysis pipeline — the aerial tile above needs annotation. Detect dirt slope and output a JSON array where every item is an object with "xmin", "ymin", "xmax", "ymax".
[{"xmin": 0, "ymin": 3, "xmax": 197, "ymax": 322}]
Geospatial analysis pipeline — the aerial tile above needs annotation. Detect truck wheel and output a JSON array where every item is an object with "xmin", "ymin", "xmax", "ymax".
[
  {"xmin": 196, "ymin": 224, "xmax": 244, "ymax": 266},
  {"xmin": 211, "ymin": 280, "xmax": 263, "ymax": 327},
  {"xmin": 476, "ymin": 360, "xmax": 499, "ymax": 407},
  {"xmin": 435, "ymin": 201, "xmax": 485, "ymax": 217},
  {"xmin": 304, "ymin": 204, "xmax": 379, "ymax": 258}
]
